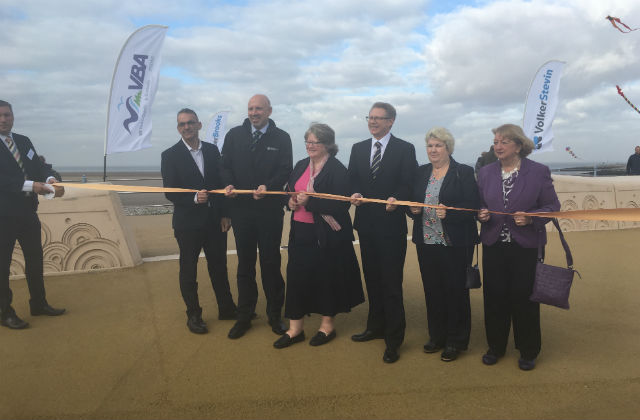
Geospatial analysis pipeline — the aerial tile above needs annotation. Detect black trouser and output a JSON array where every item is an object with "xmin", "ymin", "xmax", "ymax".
[
  {"xmin": 482, "ymin": 242, "xmax": 541, "ymax": 360},
  {"xmin": 359, "ymin": 233, "xmax": 407, "ymax": 351},
  {"xmin": 416, "ymin": 243, "xmax": 472, "ymax": 350},
  {"xmin": 0, "ymin": 211, "xmax": 47, "ymax": 318},
  {"xmin": 231, "ymin": 209, "xmax": 285, "ymax": 323},
  {"xmin": 174, "ymin": 220, "xmax": 236, "ymax": 318}
]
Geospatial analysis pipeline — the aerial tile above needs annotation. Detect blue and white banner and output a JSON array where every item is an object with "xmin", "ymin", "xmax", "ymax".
[
  {"xmin": 203, "ymin": 110, "xmax": 230, "ymax": 152},
  {"xmin": 523, "ymin": 60, "xmax": 565, "ymax": 154},
  {"xmin": 105, "ymin": 25, "xmax": 168, "ymax": 154}
]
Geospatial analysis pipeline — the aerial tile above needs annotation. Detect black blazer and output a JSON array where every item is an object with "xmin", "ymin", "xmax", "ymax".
[
  {"xmin": 0, "ymin": 133, "xmax": 55, "ymax": 215},
  {"xmin": 409, "ymin": 158, "xmax": 480, "ymax": 247},
  {"xmin": 161, "ymin": 139, "xmax": 227, "ymax": 231},
  {"xmin": 347, "ymin": 135, "xmax": 417, "ymax": 237},
  {"xmin": 221, "ymin": 118, "xmax": 293, "ymax": 213},
  {"xmin": 287, "ymin": 156, "xmax": 355, "ymax": 248}
]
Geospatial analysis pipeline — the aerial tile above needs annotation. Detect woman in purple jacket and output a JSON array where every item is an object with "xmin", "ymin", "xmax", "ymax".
[{"xmin": 476, "ymin": 124, "xmax": 560, "ymax": 371}]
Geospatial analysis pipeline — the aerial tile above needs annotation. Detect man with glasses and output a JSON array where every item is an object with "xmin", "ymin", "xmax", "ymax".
[
  {"xmin": 221, "ymin": 94, "xmax": 293, "ymax": 339},
  {"xmin": 0, "ymin": 99, "xmax": 66, "ymax": 330},
  {"xmin": 161, "ymin": 108, "xmax": 237, "ymax": 334},
  {"xmin": 348, "ymin": 102, "xmax": 417, "ymax": 363}
]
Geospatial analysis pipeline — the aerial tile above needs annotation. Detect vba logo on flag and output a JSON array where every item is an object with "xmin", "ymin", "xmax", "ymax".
[
  {"xmin": 121, "ymin": 54, "xmax": 149, "ymax": 134},
  {"xmin": 523, "ymin": 60, "xmax": 565, "ymax": 154},
  {"xmin": 204, "ymin": 111, "xmax": 230, "ymax": 152},
  {"xmin": 106, "ymin": 25, "xmax": 168, "ymax": 154}
]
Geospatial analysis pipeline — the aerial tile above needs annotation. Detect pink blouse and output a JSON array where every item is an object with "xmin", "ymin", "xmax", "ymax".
[{"xmin": 293, "ymin": 165, "xmax": 314, "ymax": 224}]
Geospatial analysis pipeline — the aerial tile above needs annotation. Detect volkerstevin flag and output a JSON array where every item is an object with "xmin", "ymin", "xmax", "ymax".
[
  {"xmin": 523, "ymin": 60, "xmax": 565, "ymax": 154},
  {"xmin": 105, "ymin": 25, "xmax": 168, "ymax": 154},
  {"xmin": 203, "ymin": 111, "xmax": 230, "ymax": 153}
]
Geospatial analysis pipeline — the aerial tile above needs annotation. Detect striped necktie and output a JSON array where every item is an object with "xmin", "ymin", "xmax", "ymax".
[
  {"xmin": 250, "ymin": 130, "xmax": 262, "ymax": 151},
  {"xmin": 5, "ymin": 136, "xmax": 26, "ymax": 175},
  {"xmin": 371, "ymin": 141, "xmax": 382, "ymax": 179}
]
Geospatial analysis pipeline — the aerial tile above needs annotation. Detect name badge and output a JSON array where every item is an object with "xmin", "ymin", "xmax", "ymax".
[
  {"xmin": 27, "ymin": 149, "xmax": 35, "ymax": 160},
  {"xmin": 266, "ymin": 147, "xmax": 279, "ymax": 151}
]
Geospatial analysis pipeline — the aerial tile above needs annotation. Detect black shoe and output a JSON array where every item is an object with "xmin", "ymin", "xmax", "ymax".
[
  {"xmin": 423, "ymin": 340, "xmax": 443, "ymax": 354},
  {"xmin": 383, "ymin": 348, "xmax": 400, "ymax": 364},
  {"xmin": 518, "ymin": 358, "xmax": 536, "ymax": 371},
  {"xmin": 269, "ymin": 317, "xmax": 287, "ymax": 335},
  {"xmin": 30, "ymin": 304, "xmax": 65, "ymax": 316},
  {"xmin": 309, "ymin": 330, "xmax": 336, "ymax": 346},
  {"xmin": 1, "ymin": 314, "xmax": 29, "ymax": 329},
  {"xmin": 187, "ymin": 315, "xmax": 207, "ymax": 334},
  {"xmin": 273, "ymin": 332, "xmax": 306, "ymax": 349},
  {"xmin": 351, "ymin": 330, "xmax": 384, "ymax": 342},
  {"xmin": 228, "ymin": 321, "xmax": 251, "ymax": 339},
  {"xmin": 441, "ymin": 346, "xmax": 459, "ymax": 362},
  {"xmin": 482, "ymin": 350, "xmax": 500, "ymax": 366}
]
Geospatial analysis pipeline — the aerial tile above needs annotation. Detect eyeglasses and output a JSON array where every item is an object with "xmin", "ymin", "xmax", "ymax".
[
  {"xmin": 178, "ymin": 121, "xmax": 199, "ymax": 128},
  {"xmin": 305, "ymin": 141, "xmax": 322, "ymax": 146},
  {"xmin": 365, "ymin": 116, "xmax": 390, "ymax": 122}
]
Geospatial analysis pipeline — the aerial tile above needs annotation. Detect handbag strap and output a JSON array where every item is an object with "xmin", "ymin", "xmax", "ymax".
[{"xmin": 538, "ymin": 218, "xmax": 574, "ymax": 268}]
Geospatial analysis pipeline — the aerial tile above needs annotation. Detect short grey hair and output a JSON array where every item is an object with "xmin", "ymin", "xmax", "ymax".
[
  {"xmin": 425, "ymin": 126, "xmax": 455, "ymax": 154},
  {"xmin": 370, "ymin": 102, "xmax": 396, "ymax": 120},
  {"xmin": 305, "ymin": 122, "xmax": 338, "ymax": 156},
  {"xmin": 492, "ymin": 124, "xmax": 534, "ymax": 157}
]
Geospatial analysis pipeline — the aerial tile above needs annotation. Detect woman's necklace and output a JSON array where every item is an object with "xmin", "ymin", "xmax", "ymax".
[{"xmin": 501, "ymin": 158, "xmax": 521, "ymax": 178}]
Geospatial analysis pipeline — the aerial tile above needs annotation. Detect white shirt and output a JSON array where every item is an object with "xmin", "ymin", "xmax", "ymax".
[
  {"xmin": 369, "ymin": 132, "xmax": 391, "ymax": 165},
  {"xmin": 1, "ymin": 132, "xmax": 38, "ymax": 192},
  {"xmin": 181, "ymin": 138, "xmax": 204, "ymax": 204},
  {"xmin": 252, "ymin": 122, "xmax": 269, "ymax": 137}
]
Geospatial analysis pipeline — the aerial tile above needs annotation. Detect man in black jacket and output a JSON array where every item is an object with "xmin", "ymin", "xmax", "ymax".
[
  {"xmin": 161, "ymin": 108, "xmax": 237, "ymax": 334},
  {"xmin": 348, "ymin": 102, "xmax": 417, "ymax": 363},
  {"xmin": 0, "ymin": 100, "xmax": 66, "ymax": 330},
  {"xmin": 626, "ymin": 146, "xmax": 640, "ymax": 175},
  {"xmin": 222, "ymin": 94, "xmax": 292, "ymax": 339}
]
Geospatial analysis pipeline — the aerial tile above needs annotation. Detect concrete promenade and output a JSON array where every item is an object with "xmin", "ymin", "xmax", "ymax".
[{"xmin": 1, "ymin": 215, "xmax": 639, "ymax": 419}]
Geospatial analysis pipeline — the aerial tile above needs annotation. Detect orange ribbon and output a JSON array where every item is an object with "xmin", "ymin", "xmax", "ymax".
[{"xmin": 53, "ymin": 182, "xmax": 640, "ymax": 222}]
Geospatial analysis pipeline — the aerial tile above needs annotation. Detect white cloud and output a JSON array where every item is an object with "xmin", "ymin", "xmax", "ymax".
[{"xmin": 1, "ymin": 0, "xmax": 640, "ymax": 170}]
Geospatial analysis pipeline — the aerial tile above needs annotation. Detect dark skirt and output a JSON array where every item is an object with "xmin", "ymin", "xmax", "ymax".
[{"xmin": 285, "ymin": 221, "xmax": 364, "ymax": 319}]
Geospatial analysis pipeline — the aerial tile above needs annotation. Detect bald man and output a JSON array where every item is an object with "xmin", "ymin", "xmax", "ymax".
[{"xmin": 221, "ymin": 94, "xmax": 293, "ymax": 339}]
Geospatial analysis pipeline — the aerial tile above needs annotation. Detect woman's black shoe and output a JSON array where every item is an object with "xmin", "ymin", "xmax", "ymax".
[
  {"xmin": 273, "ymin": 332, "xmax": 305, "ymax": 349},
  {"xmin": 309, "ymin": 330, "xmax": 336, "ymax": 346}
]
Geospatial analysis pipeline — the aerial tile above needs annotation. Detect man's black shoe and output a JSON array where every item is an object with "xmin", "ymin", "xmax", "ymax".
[
  {"xmin": 423, "ymin": 340, "xmax": 443, "ymax": 354},
  {"xmin": 187, "ymin": 315, "xmax": 208, "ymax": 334},
  {"xmin": 440, "ymin": 346, "xmax": 459, "ymax": 362},
  {"xmin": 269, "ymin": 318, "xmax": 287, "ymax": 335},
  {"xmin": 351, "ymin": 330, "xmax": 384, "ymax": 342},
  {"xmin": 1, "ymin": 314, "xmax": 29, "ymax": 329},
  {"xmin": 30, "ymin": 304, "xmax": 65, "ymax": 316},
  {"xmin": 383, "ymin": 348, "xmax": 400, "ymax": 364},
  {"xmin": 228, "ymin": 321, "xmax": 251, "ymax": 339}
]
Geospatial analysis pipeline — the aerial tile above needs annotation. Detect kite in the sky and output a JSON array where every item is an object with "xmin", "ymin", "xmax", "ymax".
[
  {"xmin": 616, "ymin": 85, "xmax": 640, "ymax": 115},
  {"xmin": 606, "ymin": 16, "xmax": 639, "ymax": 33},
  {"xmin": 565, "ymin": 146, "xmax": 579, "ymax": 159}
]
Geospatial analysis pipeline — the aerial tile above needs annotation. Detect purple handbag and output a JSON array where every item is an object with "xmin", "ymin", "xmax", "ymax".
[{"xmin": 530, "ymin": 218, "xmax": 581, "ymax": 309}]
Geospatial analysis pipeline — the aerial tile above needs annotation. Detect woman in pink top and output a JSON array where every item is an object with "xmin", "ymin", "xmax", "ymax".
[{"xmin": 273, "ymin": 123, "xmax": 364, "ymax": 349}]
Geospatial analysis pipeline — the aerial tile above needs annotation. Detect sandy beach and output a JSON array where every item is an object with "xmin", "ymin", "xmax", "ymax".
[{"xmin": 1, "ymin": 200, "xmax": 639, "ymax": 419}]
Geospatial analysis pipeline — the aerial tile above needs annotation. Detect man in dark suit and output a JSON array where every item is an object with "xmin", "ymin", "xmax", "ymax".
[
  {"xmin": 0, "ymin": 100, "xmax": 66, "ymax": 330},
  {"xmin": 348, "ymin": 102, "xmax": 417, "ymax": 363},
  {"xmin": 161, "ymin": 108, "xmax": 237, "ymax": 334},
  {"xmin": 221, "ymin": 94, "xmax": 292, "ymax": 339}
]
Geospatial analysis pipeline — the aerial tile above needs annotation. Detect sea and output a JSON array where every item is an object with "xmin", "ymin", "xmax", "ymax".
[{"xmin": 55, "ymin": 161, "xmax": 627, "ymax": 215}]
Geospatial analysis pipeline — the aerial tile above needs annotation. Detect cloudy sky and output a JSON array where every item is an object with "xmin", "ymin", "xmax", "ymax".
[{"xmin": 3, "ymin": 0, "xmax": 640, "ymax": 170}]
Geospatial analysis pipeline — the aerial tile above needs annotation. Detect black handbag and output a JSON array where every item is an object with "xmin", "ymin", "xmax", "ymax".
[
  {"xmin": 465, "ymin": 243, "xmax": 481, "ymax": 289},
  {"xmin": 530, "ymin": 218, "xmax": 581, "ymax": 309}
]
